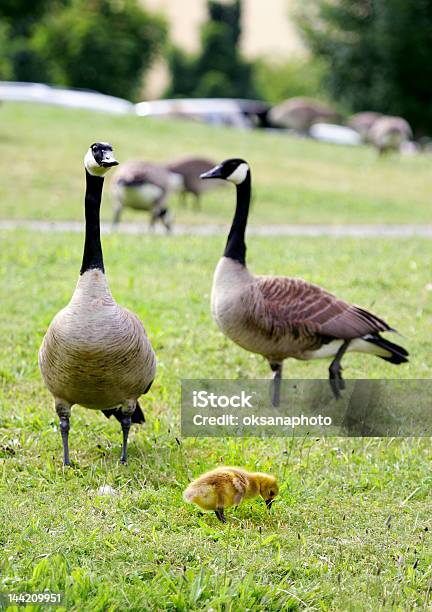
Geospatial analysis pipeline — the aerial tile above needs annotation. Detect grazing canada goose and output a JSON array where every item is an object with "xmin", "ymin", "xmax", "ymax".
[
  {"xmin": 268, "ymin": 97, "xmax": 341, "ymax": 132},
  {"xmin": 348, "ymin": 111, "xmax": 383, "ymax": 142},
  {"xmin": 183, "ymin": 467, "xmax": 279, "ymax": 523},
  {"xmin": 39, "ymin": 143, "xmax": 156, "ymax": 465},
  {"xmin": 111, "ymin": 160, "xmax": 182, "ymax": 232},
  {"xmin": 201, "ymin": 159, "xmax": 409, "ymax": 406},
  {"xmin": 166, "ymin": 157, "xmax": 225, "ymax": 209},
  {"xmin": 368, "ymin": 115, "xmax": 413, "ymax": 155}
]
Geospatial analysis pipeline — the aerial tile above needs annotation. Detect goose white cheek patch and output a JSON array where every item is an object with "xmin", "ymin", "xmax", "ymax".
[
  {"xmin": 227, "ymin": 163, "xmax": 249, "ymax": 185},
  {"xmin": 84, "ymin": 149, "xmax": 111, "ymax": 177}
]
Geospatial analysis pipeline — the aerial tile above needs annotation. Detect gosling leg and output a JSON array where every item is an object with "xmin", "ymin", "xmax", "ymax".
[
  {"xmin": 119, "ymin": 414, "xmax": 132, "ymax": 464},
  {"xmin": 329, "ymin": 340, "xmax": 350, "ymax": 399},
  {"xmin": 270, "ymin": 362, "xmax": 283, "ymax": 407},
  {"xmin": 55, "ymin": 400, "xmax": 72, "ymax": 466},
  {"xmin": 215, "ymin": 507, "xmax": 227, "ymax": 523}
]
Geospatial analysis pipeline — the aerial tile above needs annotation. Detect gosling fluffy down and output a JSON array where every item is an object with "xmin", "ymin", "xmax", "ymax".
[{"xmin": 183, "ymin": 467, "xmax": 279, "ymax": 522}]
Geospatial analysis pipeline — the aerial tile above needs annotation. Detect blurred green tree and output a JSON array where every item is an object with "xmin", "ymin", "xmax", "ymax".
[
  {"xmin": 297, "ymin": 0, "xmax": 432, "ymax": 134},
  {"xmin": 32, "ymin": 0, "xmax": 166, "ymax": 100},
  {"xmin": 254, "ymin": 56, "xmax": 328, "ymax": 105},
  {"xmin": 0, "ymin": 0, "xmax": 166, "ymax": 100},
  {"xmin": 0, "ymin": 23, "xmax": 13, "ymax": 79},
  {"xmin": 0, "ymin": 0, "xmax": 64, "ymax": 81},
  {"xmin": 166, "ymin": 0, "xmax": 256, "ymax": 99}
]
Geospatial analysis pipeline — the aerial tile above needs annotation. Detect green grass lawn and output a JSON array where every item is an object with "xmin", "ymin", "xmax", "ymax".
[
  {"xmin": 1, "ymin": 230, "xmax": 431, "ymax": 610},
  {"xmin": 1, "ymin": 102, "xmax": 432, "ymax": 225}
]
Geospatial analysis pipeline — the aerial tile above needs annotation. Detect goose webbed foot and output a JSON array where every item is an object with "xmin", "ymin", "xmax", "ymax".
[
  {"xmin": 270, "ymin": 362, "xmax": 283, "ymax": 407},
  {"xmin": 215, "ymin": 507, "xmax": 227, "ymax": 523},
  {"xmin": 120, "ymin": 414, "xmax": 132, "ymax": 464},
  {"xmin": 329, "ymin": 340, "xmax": 350, "ymax": 400}
]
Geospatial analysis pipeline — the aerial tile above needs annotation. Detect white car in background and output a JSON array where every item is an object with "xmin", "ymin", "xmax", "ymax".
[
  {"xmin": 136, "ymin": 97, "xmax": 270, "ymax": 128},
  {"xmin": 0, "ymin": 81, "xmax": 134, "ymax": 115}
]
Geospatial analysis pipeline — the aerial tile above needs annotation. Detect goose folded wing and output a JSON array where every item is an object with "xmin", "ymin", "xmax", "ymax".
[
  {"xmin": 253, "ymin": 276, "xmax": 393, "ymax": 340},
  {"xmin": 116, "ymin": 162, "xmax": 168, "ymax": 188}
]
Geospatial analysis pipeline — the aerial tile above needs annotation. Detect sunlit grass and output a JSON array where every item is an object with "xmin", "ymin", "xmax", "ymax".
[{"xmin": 0, "ymin": 230, "xmax": 431, "ymax": 609}]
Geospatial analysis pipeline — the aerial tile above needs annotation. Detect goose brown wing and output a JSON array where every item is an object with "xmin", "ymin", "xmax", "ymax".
[
  {"xmin": 253, "ymin": 277, "xmax": 392, "ymax": 340},
  {"xmin": 114, "ymin": 162, "xmax": 169, "ymax": 188}
]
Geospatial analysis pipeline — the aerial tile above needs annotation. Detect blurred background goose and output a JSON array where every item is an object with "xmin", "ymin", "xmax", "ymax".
[
  {"xmin": 368, "ymin": 115, "xmax": 413, "ymax": 154},
  {"xmin": 166, "ymin": 156, "xmax": 225, "ymax": 209},
  {"xmin": 348, "ymin": 111, "xmax": 383, "ymax": 143},
  {"xmin": 201, "ymin": 158, "xmax": 409, "ymax": 406},
  {"xmin": 111, "ymin": 160, "xmax": 182, "ymax": 232},
  {"xmin": 39, "ymin": 143, "xmax": 156, "ymax": 465}
]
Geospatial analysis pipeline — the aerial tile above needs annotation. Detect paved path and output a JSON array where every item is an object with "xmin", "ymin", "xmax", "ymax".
[{"xmin": 1, "ymin": 219, "xmax": 431, "ymax": 238}]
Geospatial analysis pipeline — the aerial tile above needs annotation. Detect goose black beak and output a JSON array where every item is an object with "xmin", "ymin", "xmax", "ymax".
[
  {"xmin": 265, "ymin": 498, "xmax": 274, "ymax": 510},
  {"xmin": 101, "ymin": 157, "xmax": 119, "ymax": 168},
  {"xmin": 200, "ymin": 165, "xmax": 224, "ymax": 180}
]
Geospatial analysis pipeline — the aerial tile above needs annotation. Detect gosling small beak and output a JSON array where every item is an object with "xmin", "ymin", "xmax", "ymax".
[
  {"xmin": 265, "ymin": 498, "xmax": 274, "ymax": 510},
  {"xmin": 200, "ymin": 165, "xmax": 224, "ymax": 180}
]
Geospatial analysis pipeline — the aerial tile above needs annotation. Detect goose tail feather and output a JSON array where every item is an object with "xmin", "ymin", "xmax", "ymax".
[
  {"xmin": 102, "ymin": 401, "xmax": 145, "ymax": 424},
  {"xmin": 363, "ymin": 334, "xmax": 409, "ymax": 364}
]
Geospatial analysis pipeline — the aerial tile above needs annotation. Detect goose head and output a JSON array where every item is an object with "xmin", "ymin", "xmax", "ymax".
[
  {"xmin": 200, "ymin": 158, "xmax": 249, "ymax": 185},
  {"xmin": 84, "ymin": 142, "xmax": 119, "ymax": 177}
]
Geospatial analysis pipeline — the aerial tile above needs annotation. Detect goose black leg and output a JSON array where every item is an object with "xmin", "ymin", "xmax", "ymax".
[
  {"xmin": 270, "ymin": 362, "xmax": 283, "ymax": 407},
  {"xmin": 329, "ymin": 340, "xmax": 350, "ymax": 399},
  {"xmin": 215, "ymin": 507, "xmax": 227, "ymax": 523},
  {"xmin": 149, "ymin": 211, "xmax": 157, "ymax": 232},
  {"xmin": 119, "ymin": 414, "xmax": 132, "ymax": 464},
  {"xmin": 159, "ymin": 208, "xmax": 172, "ymax": 233},
  {"xmin": 55, "ymin": 401, "xmax": 72, "ymax": 466}
]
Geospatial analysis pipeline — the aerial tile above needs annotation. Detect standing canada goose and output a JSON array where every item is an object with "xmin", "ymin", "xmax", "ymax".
[
  {"xmin": 39, "ymin": 143, "xmax": 156, "ymax": 465},
  {"xmin": 111, "ymin": 160, "xmax": 182, "ymax": 232},
  {"xmin": 166, "ymin": 157, "xmax": 225, "ymax": 209},
  {"xmin": 201, "ymin": 159, "xmax": 408, "ymax": 406}
]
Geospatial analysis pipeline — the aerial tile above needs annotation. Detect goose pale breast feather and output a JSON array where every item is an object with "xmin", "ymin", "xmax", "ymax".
[{"xmin": 246, "ymin": 277, "xmax": 393, "ymax": 341}]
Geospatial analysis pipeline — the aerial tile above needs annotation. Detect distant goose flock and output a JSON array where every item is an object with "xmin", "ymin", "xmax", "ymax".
[
  {"xmin": 200, "ymin": 158, "xmax": 408, "ymax": 406},
  {"xmin": 39, "ymin": 143, "xmax": 156, "ymax": 465}
]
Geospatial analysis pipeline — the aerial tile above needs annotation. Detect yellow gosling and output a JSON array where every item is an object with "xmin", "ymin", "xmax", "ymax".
[{"xmin": 183, "ymin": 467, "xmax": 279, "ymax": 523}]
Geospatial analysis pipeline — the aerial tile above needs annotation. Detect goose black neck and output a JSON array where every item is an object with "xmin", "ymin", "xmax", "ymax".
[
  {"xmin": 224, "ymin": 171, "xmax": 251, "ymax": 266},
  {"xmin": 80, "ymin": 170, "xmax": 105, "ymax": 275}
]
